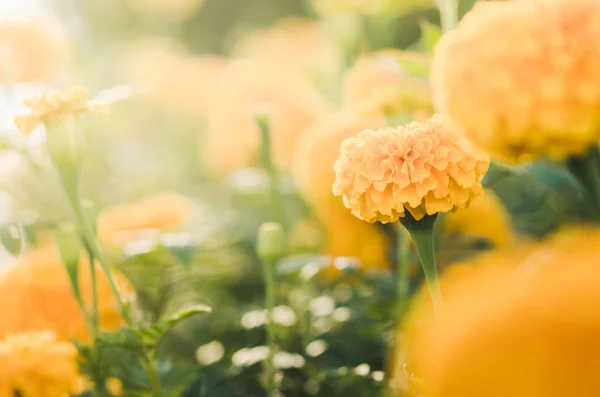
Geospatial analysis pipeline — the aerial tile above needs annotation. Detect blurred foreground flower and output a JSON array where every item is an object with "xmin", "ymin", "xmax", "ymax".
[
  {"xmin": 0, "ymin": 20, "xmax": 69, "ymax": 83},
  {"xmin": 98, "ymin": 192, "xmax": 195, "ymax": 244},
  {"xmin": 125, "ymin": 0, "xmax": 204, "ymax": 19},
  {"xmin": 432, "ymin": 0, "xmax": 600, "ymax": 162},
  {"xmin": 293, "ymin": 109, "xmax": 389, "ymax": 267},
  {"xmin": 0, "ymin": 244, "xmax": 130, "ymax": 341},
  {"xmin": 0, "ymin": 330, "xmax": 84, "ymax": 397},
  {"xmin": 127, "ymin": 39, "xmax": 227, "ymax": 116},
  {"xmin": 333, "ymin": 116, "xmax": 489, "ymax": 223},
  {"xmin": 344, "ymin": 51, "xmax": 431, "ymax": 119},
  {"xmin": 13, "ymin": 87, "xmax": 109, "ymax": 136},
  {"xmin": 206, "ymin": 59, "xmax": 330, "ymax": 176},
  {"xmin": 397, "ymin": 226, "xmax": 600, "ymax": 397},
  {"xmin": 311, "ymin": 0, "xmax": 432, "ymax": 16}
]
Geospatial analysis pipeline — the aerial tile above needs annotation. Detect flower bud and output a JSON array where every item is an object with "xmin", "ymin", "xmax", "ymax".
[{"xmin": 256, "ymin": 222, "xmax": 284, "ymax": 261}]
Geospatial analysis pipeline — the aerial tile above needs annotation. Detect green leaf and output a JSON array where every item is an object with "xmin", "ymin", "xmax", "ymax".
[
  {"xmin": 0, "ymin": 224, "xmax": 23, "ymax": 256},
  {"xmin": 419, "ymin": 20, "xmax": 442, "ymax": 56},
  {"xmin": 164, "ymin": 304, "xmax": 212, "ymax": 328}
]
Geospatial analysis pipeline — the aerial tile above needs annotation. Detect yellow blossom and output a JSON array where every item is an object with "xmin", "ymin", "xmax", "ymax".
[
  {"xmin": 396, "ymin": 226, "xmax": 600, "ymax": 397},
  {"xmin": 98, "ymin": 193, "xmax": 195, "ymax": 244},
  {"xmin": 312, "ymin": 0, "xmax": 432, "ymax": 16},
  {"xmin": 234, "ymin": 17, "xmax": 341, "ymax": 82},
  {"xmin": 443, "ymin": 189, "xmax": 516, "ymax": 248},
  {"xmin": 0, "ymin": 20, "xmax": 69, "ymax": 83},
  {"xmin": 293, "ymin": 109, "xmax": 389, "ymax": 267},
  {"xmin": 127, "ymin": 39, "xmax": 227, "ymax": 116},
  {"xmin": 105, "ymin": 377, "xmax": 123, "ymax": 396},
  {"xmin": 432, "ymin": 0, "xmax": 600, "ymax": 162},
  {"xmin": 125, "ymin": 0, "xmax": 204, "ymax": 19},
  {"xmin": 206, "ymin": 59, "xmax": 330, "ymax": 177},
  {"xmin": 0, "ymin": 244, "xmax": 130, "ymax": 341},
  {"xmin": 343, "ymin": 50, "xmax": 432, "ymax": 118},
  {"xmin": 13, "ymin": 87, "xmax": 109, "ymax": 136},
  {"xmin": 332, "ymin": 116, "xmax": 489, "ymax": 223},
  {"xmin": 0, "ymin": 330, "xmax": 84, "ymax": 397}
]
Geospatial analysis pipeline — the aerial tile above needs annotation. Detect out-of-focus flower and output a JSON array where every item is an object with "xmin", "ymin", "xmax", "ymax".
[
  {"xmin": 0, "ymin": 244, "xmax": 130, "ymax": 341},
  {"xmin": 396, "ymin": 226, "xmax": 600, "ymax": 397},
  {"xmin": 432, "ymin": 0, "xmax": 600, "ymax": 163},
  {"xmin": 127, "ymin": 39, "xmax": 228, "ymax": 116},
  {"xmin": 98, "ymin": 193, "xmax": 195, "ymax": 244},
  {"xmin": 234, "ymin": 17, "xmax": 341, "ymax": 82},
  {"xmin": 125, "ymin": 0, "xmax": 204, "ymax": 19},
  {"xmin": 206, "ymin": 59, "xmax": 330, "ymax": 177},
  {"xmin": 293, "ymin": 109, "xmax": 388, "ymax": 267},
  {"xmin": 312, "ymin": 0, "xmax": 432, "ymax": 16},
  {"xmin": 443, "ymin": 189, "xmax": 515, "ymax": 248},
  {"xmin": 344, "ymin": 50, "xmax": 431, "ymax": 118},
  {"xmin": 0, "ymin": 330, "xmax": 84, "ymax": 397},
  {"xmin": 333, "ymin": 116, "xmax": 489, "ymax": 223},
  {"xmin": 105, "ymin": 377, "xmax": 123, "ymax": 396},
  {"xmin": 13, "ymin": 87, "xmax": 109, "ymax": 136},
  {"xmin": 0, "ymin": 20, "xmax": 69, "ymax": 83}
]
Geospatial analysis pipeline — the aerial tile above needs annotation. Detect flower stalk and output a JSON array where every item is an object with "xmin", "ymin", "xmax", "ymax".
[
  {"xmin": 436, "ymin": 0, "xmax": 459, "ymax": 33},
  {"xmin": 396, "ymin": 225, "xmax": 411, "ymax": 308}
]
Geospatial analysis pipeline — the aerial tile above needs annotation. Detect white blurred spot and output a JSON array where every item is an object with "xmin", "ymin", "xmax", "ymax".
[
  {"xmin": 273, "ymin": 352, "xmax": 305, "ymax": 369},
  {"xmin": 372, "ymin": 371, "xmax": 385, "ymax": 382},
  {"xmin": 332, "ymin": 307, "xmax": 352, "ymax": 323},
  {"xmin": 241, "ymin": 309, "xmax": 267, "ymax": 329},
  {"xmin": 232, "ymin": 346, "xmax": 269, "ymax": 367},
  {"xmin": 273, "ymin": 305, "xmax": 297, "ymax": 327},
  {"xmin": 195, "ymin": 340, "xmax": 225, "ymax": 366},
  {"xmin": 300, "ymin": 262, "xmax": 321, "ymax": 281},
  {"xmin": 354, "ymin": 363, "xmax": 370, "ymax": 376},
  {"xmin": 309, "ymin": 296, "xmax": 335, "ymax": 317},
  {"xmin": 305, "ymin": 340, "xmax": 327, "ymax": 357}
]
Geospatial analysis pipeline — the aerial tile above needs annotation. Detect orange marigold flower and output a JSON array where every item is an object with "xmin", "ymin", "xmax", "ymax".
[
  {"xmin": 0, "ymin": 20, "xmax": 69, "ymax": 83},
  {"xmin": 293, "ymin": 109, "xmax": 389, "ymax": 267},
  {"xmin": 206, "ymin": 59, "xmax": 330, "ymax": 177},
  {"xmin": 432, "ymin": 0, "xmax": 600, "ymax": 162},
  {"xmin": 98, "ymin": 192, "xmax": 195, "ymax": 244},
  {"xmin": 0, "ymin": 244, "xmax": 131, "ymax": 341},
  {"xmin": 332, "ymin": 116, "xmax": 489, "ymax": 223},
  {"xmin": 13, "ymin": 87, "xmax": 109, "ymax": 135},
  {"xmin": 0, "ymin": 330, "xmax": 84, "ymax": 397},
  {"xmin": 343, "ymin": 50, "xmax": 432, "ymax": 118}
]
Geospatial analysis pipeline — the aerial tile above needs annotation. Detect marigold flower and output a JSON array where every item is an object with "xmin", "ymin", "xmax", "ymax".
[
  {"xmin": 206, "ymin": 59, "xmax": 330, "ymax": 176},
  {"xmin": 293, "ymin": 109, "xmax": 389, "ymax": 267},
  {"xmin": 0, "ymin": 330, "xmax": 84, "ymax": 397},
  {"xmin": 0, "ymin": 20, "xmax": 69, "ymax": 83},
  {"xmin": 125, "ymin": 0, "xmax": 204, "ymax": 19},
  {"xmin": 13, "ymin": 87, "xmax": 109, "ymax": 136},
  {"xmin": 332, "ymin": 116, "xmax": 489, "ymax": 223},
  {"xmin": 343, "ymin": 50, "xmax": 432, "ymax": 118},
  {"xmin": 443, "ymin": 189, "xmax": 516, "ymax": 248},
  {"xmin": 396, "ymin": 226, "xmax": 600, "ymax": 397},
  {"xmin": 0, "ymin": 244, "xmax": 131, "ymax": 341},
  {"xmin": 431, "ymin": 0, "xmax": 600, "ymax": 162},
  {"xmin": 234, "ymin": 17, "xmax": 341, "ymax": 81},
  {"xmin": 98, "ymin": 193, "xmax": 195, "ymax": 244}
]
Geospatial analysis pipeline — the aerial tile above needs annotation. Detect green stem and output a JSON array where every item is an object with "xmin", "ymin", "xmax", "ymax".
[
  {"xmin": 396, "ymin": 225, "xmax": 411, "ymax": 307},
  {"xmin": 408, "ymin": 228, "xmax": 442, "ymax": 312},
  {"xmin": 255, "ymin": 114, "xmax": 287, "ymax": 230},
  {"xmin": 143, "ymin": 353, "xmax": 163, "ymax": 397},
  {"xmin": 436, "ymin": 0, "xmax": 459, "ymax": 33},
  {"xmin": 262, "ymin": 257, "xmax": 277, "ymax": 397},
  {"xmin": 86, "ymin": 247, "xmax": 100, "ymax": 335}
]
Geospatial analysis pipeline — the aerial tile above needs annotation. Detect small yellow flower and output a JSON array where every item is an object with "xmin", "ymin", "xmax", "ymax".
[
  {"xmin": 395, "ymin": 227, "xmax": 600, "ymax": 397},
  {"xmin": 0, "ymin": 244, "xmax": 131, "ymax": 342},
  {"xmin": 432, "ymin": 0, "xmax": 600, "ymax": 162},
  {"xmin": 443, "ymin": 189, "xmax": 516, "ymax": 248},
  {"xmin": 0, "ymin": 330, "xmax": 84, "ymax": 397},
  {"xmin": 332, "ymin": 116, "xmax": 489, "ymax": 223},
  {"xmin": 293, "ymin": 109, "xmax": 389, "ymax": 267},
  {"xmin": 13, "ymin": 86, "xmax": 109, "ymax": 135},
  {"xmin": 0, "ymin": 20, "xmax": 69, "ymax": 83},
  {"xmin": 343, "ymin": 50, "xmax": 432, "ymax": 118},
  {"xmin": 105, "ymin": 377, "xmax": 123, "ymax": 396}
]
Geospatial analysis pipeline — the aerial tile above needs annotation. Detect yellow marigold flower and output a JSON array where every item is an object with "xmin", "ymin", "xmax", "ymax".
[
  {"xmin": 332, "ymin": 116, "xmax": 489, "ymax": 223},
  {"xmin": 127, "ymin": 39, "xmax": 227, "ymax": 116},
  {"xmin": 125, "ymin": 0, "xmax": 204, "ymax": 19},
  {"xmin": 0, "ymin": 330, "xmax": 84, "ymax": 397},
  {"xmin": 312, "ymin": 0, "xmax": 432, "ymax": 16},
  {"xmin": 98, "ymin": 192, "xmax": 195, "ymax": 244},
  {"xmin": 0, "ymin": 20, "xmax": 69, "ymax": 83},
  {"xmin": 443, "ymin": 189, "xmax": 516, "ymax": 248},
  {"xmin": 206, "ymin": 59, "xmax": 330, "ymax": 177},
  {"xmin": 396, "ymin": 226, "xmax": 600, "ymax": 397},
  {"xmin": 105, "ymin": 377, "xmax": 123, "ymax": 396},
  {"xmin": 431, "ymin": 0, "xmax": 600, "ymax": 162},
  {"xmin": 293, "ymin": 109, "xmax": 389, "ymax": 267},
  {"xmin": 343, "ymin": 50, "xmax": 432, "ymax": 118},
  {"xmin": 13, "ymin": 87, "xmax": 109, "ymax": 136},
  {"xmin": 234, "ymin": 17, "xmax": 341, "ymax": 82},
  {"xmin": 0, "ymin": 244, "xmax": 130, "ymax": 341}
]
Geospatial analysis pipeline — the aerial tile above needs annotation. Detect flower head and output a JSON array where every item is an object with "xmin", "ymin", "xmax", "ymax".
[
  {"xmin": 0, "ymin": 244, "xmax": 131, "ymax": 341},
  {"xmin": 13, "ymin": 87, "xmax": 108, "ymax": 135},
  {"xmin": 0, "ymin": 330, "xmax": 84, "ymax": 397},
  {"xmin": 432, "ymin": 0, "xmax": 600, "ymax": 162},
  {"xmin": 0, "ymin": 20, "xmax": 69, "ymax": 83},
  {"xmin": 332, "ymin": 116, "xmax": 489, "ymax": 223}
]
